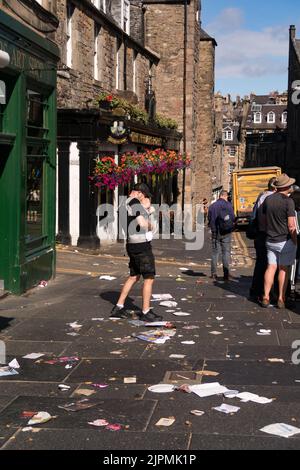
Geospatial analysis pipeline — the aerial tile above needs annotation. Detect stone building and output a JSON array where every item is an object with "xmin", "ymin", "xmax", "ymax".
[
  {"xmin": 212, "ymin": 93, "xmax": 248, "ymax": 199},
  {"xmin": 54, "ymin": 0, "xmax": 216, "ymax": 247},
  {"xmin": 286, "ymin": 25, "xmax": 300, "ymax": 182},
  {"xmin": 244, "ymin": 93, "xmax": 287, "ymax": 169},
  {"xmin": 54, "ymin": 0, "xmax": 182, "ymax": 248},
  {"xmin": 144, "ymin": 0, "xmax": 217, "ymax": 210}
]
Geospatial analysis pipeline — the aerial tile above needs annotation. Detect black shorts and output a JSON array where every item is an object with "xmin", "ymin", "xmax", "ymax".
[{"xmin": 127, "ymin": 246, "xmax": 156, "ymax": 279}]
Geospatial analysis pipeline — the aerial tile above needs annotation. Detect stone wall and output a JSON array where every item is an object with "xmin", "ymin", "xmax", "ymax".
[
  {"xmin": 55, "ymin": 0, "xmax": 154, "ymax": 110},
  {"xmin": 193, "ymin": 38, "xmax": 215, "ymax": 206},
  {"xmin": 144, "ymin": 0, "xmax": 215, "ymax": 208}
]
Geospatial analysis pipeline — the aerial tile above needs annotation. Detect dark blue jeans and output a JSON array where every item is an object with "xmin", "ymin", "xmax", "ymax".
[{"xmin": 211, "ymin": 233, "xmax": 231, "ymax": 276}]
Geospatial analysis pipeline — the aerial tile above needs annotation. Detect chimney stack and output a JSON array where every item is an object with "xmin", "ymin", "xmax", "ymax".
[{"xmin": 290, "ymin": 25, "xmax": 296, "ymax": 41}]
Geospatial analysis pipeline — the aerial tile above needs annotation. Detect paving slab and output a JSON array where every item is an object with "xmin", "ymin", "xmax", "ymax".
[
  {"xmin": 1, "ymin": 340, "xmax": 71, "ymax": 357},
  {"xmin": 226, "ymin": 345, "xmax": 293, "ymax": 362},
  {"xmin": 65, "ymin": 358, "xmax": 194, "ymax": 384},
  {"xmin": 199, "ymin": 360, "xmax": 300, "ymax": 386},
  {"xmin": 277, "ymin": 329, "xmax": 300, "ymax": 346},
  {"xmin": 190, "ymin": 434, "xmax": 300, "ymax": 450},
  {"xmin": 0, "ymin": 356, "xmax": 79, "ymax": 382},
  {"xmin": 0, "ymin": 396, "xmax": 157, "ymax": 432},
  {"xmin": 2, "ymin": 428, "xmax": 190, "ymax": 450},
  {"xmin": 0, "ymin": 382, "xmax": 79, "ymax": 398},
  {"xmin": 0, "ymin": 396, "xmax": 15, "ymax": 412},
  {"xmin": 147, "ymin": 396, "xmax": 300, "ymax": 437},
  {"xmin": 0, "ymin": 426, "xmax": 18, "ymax": 449},
  {"xmin": 2, "ymin": 318, "xmax": 93, "ymax": 341},
  {"xmin": 71, "ymin": 384, "xmax": 147, "ymax": 400}
]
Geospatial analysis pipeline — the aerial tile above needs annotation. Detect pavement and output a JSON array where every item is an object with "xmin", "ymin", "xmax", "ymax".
[{"xmin": 0, "ymin": 230, "xmax": 300, "ymax": 450}]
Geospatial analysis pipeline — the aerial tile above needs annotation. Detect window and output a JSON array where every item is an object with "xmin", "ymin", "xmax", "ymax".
[
  {"xmin": 228, "ymin": 163, "xmax": 235, "ymax": 176},
  {"xmin": 122, "ymin": 0, "xmax": 130, "ymax": 34},
  {"xmin": 223, "ymin": 130, "xmax": 233, "ymax": 141},
  {"xmin": 253, "ymin": 112, "xmax": 262, "ymax": 124},
  {"xmin": 66, "ymin": 3, "xmax": 74, "ymax": 68},
  {"xmin": 229, "ymin": 146, "xmax": 236, "ymax": 156},
  {"xmin": 26, "ymin": 90, "xmax": 49, "ymax": 246},
  {"xmin": 282, "ymin": 111, "xmax": 287, "ymax": 124},
  {"xmin": 116, "ymin": 39, "xmax": 121, "ymax": 89},
  {"xmin": 91, "ymin": 0, "xmax": 106, "ymax": 11},
  {"xmin": 267, "ymin": 111, "xmax": 275, "ymax": 123},
  {"xmin": 94, "ymin": 24, "xmax": 101, "ymax": 81},
  {"xmin": 133, "ymin": 51, "xmax": 137, "ymax": 93}
]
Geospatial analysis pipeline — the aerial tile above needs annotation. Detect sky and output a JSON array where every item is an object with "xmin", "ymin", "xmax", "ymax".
[{"xmin": 201, "ymin": 0, "xmax": 300, "ymax": 98}]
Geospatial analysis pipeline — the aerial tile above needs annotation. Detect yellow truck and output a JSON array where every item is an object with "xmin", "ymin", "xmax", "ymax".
[{"xmin": 232, "ymin": 167, "xmax": 282, "ymax": 224}]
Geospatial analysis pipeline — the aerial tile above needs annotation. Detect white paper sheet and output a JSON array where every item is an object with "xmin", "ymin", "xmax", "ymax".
[
  {"xmin": 152, "ymin": 294, "xmax": 173, "ymax": 300},
  {"xmin": 236, "ymin": 392, "xmax": 273, "ymax": 404},
  {"xmin": 190, "ymin": 382, "xmax": 230, "ymax": 398},
  {"xmin": 260, "ymin": 423, "xmax": 300, "ymax": 438},
  {"xmin": 22, "ymin": 353, "xmax": 45, "ymax": 360},
  {"xmin": 160, "ymin": 301, "xmax": 178, "ymax": 308},
  {"xmin": 213, "ymin": 404, "xmax": 240, "ymax": 414}
]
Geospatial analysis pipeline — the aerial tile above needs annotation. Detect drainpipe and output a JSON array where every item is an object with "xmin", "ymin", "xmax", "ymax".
[{"xmin": 181, "ymin": 0, "xmax": 188, "ymax": 214}]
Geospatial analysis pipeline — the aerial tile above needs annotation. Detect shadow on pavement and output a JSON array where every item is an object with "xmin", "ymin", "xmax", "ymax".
[
  {"xmin": 0, "ymin": 316, "xmax": 14, "ymax": 333},
  {"xmin": 100, "ymin": 291, "xmax": 140, "ymax": 311}
]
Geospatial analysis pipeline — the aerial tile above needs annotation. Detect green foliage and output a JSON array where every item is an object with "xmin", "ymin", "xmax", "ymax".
[{"xmin": 96, "ymin": 93, "xmax": 178, "ymax": 130}]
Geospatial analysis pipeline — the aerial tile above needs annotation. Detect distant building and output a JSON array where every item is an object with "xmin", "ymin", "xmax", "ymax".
[
  {"xmin": 286, "ymin": 25, "xmax": 300, "ymax": 182},
  {"xmin": 244, "ymin": 93, "xmax": 287, "ymax": 168},
  {"xmin": 212, "ymin": 93, "xmax": 247, "ymax": 198}
]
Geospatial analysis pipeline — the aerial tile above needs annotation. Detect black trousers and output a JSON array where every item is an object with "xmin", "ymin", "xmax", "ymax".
[{"xmin": 251, "ymin": 232, "xmax": 268, "ymax": 298}]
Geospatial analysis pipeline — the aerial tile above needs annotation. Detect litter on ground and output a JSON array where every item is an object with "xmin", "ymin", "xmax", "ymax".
[
  {"xmin": 260, "ymin": 423, "xmax": 300, "ymax": 438},
  {"xmin": 213, "ymin": 404, "xmax": 240, "ymax": 414}
]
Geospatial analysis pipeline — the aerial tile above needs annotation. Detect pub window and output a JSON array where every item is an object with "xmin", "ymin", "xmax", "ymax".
[
  {"xmin": 267, "ymin": 111, "xmax": 275, "ymax": 124},
  {"xmin": 116, "ymin": 39, "xmax": 121, "ymax": 89},
  {"xmin": 282, "ymin": 111, "xmax": 287, "ymax": 124},
  {"xmin": 122, "ymin": 0, "xmax": 130, "ymax": 34},
  {"xmin": 0, "ymin": 80, "xmax": 6, "ymax": 132},
  {"xmin": 133, "ymin": 51, "xmax": 137, "ymax": 93},
  {"xmin": 66, "ymin": 2, "xmax": 75, "ymax": 69},
  {"xmin": 94, "ymin": 24, "xmax": 101, "ymax": 81},
  {"xmin": 26, "ymin": 90, "xmax": 49, "ymax": 247}
]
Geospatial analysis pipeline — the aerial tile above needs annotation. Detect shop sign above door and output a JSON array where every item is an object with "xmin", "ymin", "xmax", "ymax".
[{"xmin": 130, "ymin": 132, "xmax": 163, "ymax": 147}]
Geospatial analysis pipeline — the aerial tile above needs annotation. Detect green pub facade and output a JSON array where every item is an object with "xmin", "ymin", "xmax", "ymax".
[{"xmin": 0, "ymin": 4, "xmax": 60, "ymax": 294}]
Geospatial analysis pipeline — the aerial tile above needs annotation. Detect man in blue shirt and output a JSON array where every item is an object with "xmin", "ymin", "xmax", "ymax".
[{"xmin": 208, "ymin": 190, "xmax": 235, "ymax": 281}]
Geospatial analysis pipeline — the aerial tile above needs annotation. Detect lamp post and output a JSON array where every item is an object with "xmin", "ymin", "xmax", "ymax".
[{"xmin": 0, "ymin": 51, "xmax": 10, "ymax": 69}]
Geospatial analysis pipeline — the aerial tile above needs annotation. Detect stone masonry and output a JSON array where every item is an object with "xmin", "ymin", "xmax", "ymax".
[
  {"xmin": 144, "ymin": 0, "xmax": 216, "ymax": 207},
  {"xmin": 55, "ymin": 0, "xmax": 157, "ymax": 110}
]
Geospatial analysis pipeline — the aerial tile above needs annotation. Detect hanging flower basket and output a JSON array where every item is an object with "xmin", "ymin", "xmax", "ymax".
[{"xmin": 90, "ymin": 149, "xmax": 191, "ymax": 190}]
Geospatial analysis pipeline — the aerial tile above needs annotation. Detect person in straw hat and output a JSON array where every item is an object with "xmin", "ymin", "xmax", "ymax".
[{"xmin": 261, "ymin": 174, "xmax": 297, "ymax": 309}]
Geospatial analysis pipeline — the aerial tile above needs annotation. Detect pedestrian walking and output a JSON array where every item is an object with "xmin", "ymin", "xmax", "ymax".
[
  {"xmin": 262, "ymin": 174, "xmax": 297, "ymax": 309},
  {"xmin": 202, "ymin": 198, "xmax": 208, "ymax": 224},
  {"xmin": 208, "ymin": 190, "xmax": 235, "ymax": 281},
  {"xmin": 249, "ymin": 177, "xmax": 277, "ymax": 301},
  {"xmin": 110, "ymin": 183, "xmax": 162, "ymax": 321}
]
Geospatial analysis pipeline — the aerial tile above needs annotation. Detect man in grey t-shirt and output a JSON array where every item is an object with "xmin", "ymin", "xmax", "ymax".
[{"xmin": 262, "ymin": 174, "xmax": 297, "ymax": 309}]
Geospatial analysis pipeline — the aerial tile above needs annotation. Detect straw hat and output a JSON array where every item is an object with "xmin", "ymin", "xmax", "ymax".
[{"xmin": 274, "ymin": 174, "xmax": 296, "ymax": 189}]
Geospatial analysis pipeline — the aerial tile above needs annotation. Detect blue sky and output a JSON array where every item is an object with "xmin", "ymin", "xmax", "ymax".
[{"xmin": 201, "ymin": 0, "xmax": 300, "ymax": 97}]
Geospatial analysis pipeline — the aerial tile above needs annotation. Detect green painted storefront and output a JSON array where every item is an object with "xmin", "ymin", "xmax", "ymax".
[{"xmin": 0, "ymin": 10, "xmax": 59, "ymax": 294}]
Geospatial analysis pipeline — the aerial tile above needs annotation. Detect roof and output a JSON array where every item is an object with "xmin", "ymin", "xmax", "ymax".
[
  {"xmin": 245, "ymin": 97, "xmax": 287, "ymax": 131},
  {"xmin": 199, "ymin": 27, "xmax": 217, "ymax": 46}
]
